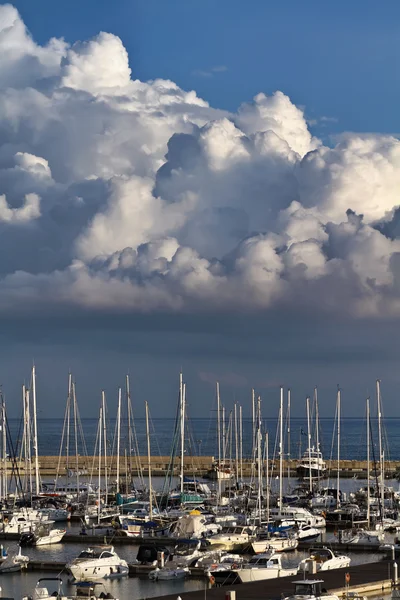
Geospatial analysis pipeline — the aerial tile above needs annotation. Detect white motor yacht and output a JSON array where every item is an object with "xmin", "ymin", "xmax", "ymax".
[
  {"xmin": 207, "ymin": 525, "xmax": 256, "ymax": 551},
  {"xmin": 230, "ymin": 553, "xmax": 298, "ymax": 583},
  {"xmin": 298, "ymin": 547, "xmax": 350, "ymax": 572},
  {"xmin": 23, "ymin": 578, "xmax": 118, "ymax": 600},
  {"xmin": 67, "ymin": 546, "xmax": 128, "ymax": 581},
  {"xmin": 284, "ymin": 579, "xmax": 339, "ymax": 600},
  {"xmin": 251, "ymin": 532, "xmax": 298, "ymax": 554},
  {"xmin": 296, "ymin": 447, "xmax": 327, "ymax": 478}
]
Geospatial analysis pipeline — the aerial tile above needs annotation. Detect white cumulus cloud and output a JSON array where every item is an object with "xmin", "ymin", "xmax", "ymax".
[{"xmin": 0, "ymin": 5, "xmax": 400, "ymax": 319}]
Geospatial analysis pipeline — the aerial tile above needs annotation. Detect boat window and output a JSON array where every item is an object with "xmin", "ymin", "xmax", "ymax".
[{"xmin": 100, "ymin": 551, "xmax": 114, "ymax": 558}]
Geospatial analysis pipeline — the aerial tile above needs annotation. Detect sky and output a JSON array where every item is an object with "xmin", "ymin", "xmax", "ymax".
[{"xmin": 0, "ymin": 1, "xmax": 400, "ymax": 419}]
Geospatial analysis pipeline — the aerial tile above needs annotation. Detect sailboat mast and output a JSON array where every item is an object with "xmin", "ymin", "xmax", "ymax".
[
  {"xmin": 366, "ymin": 397, "xmax": 370, "ymax": 528},
  {"xmin": 181, "ymin": 373, "xmax": 186, "ymax": 494},
  {"xmin": 126, "ymin": 375, "xmax": 132, "ymax": 486},
  {"xmin": 376, "ymin": 379, "xmax": 384, "ymax": 516},
  {"xmin": 0, "ymin": 393, "xmax": 6, "ymax": 499},
  {"xmin": 315, "ymin": 387, "xmax": 320, "ymax": 486},
  {"xmin": 265, "ymin": 431, "xmax": 269, "ymax": 524},
  {"xmin": 306, "ymin": 396, "xmax": 312, "ymax": 492},
  {"xmin": 101, "ymin": 391, "xmax": 108, "ymax": 506},
  {"xmin": 71, "ymin": 381, "xmax": 80, "ymax": 498},
  {"xmin": 116, "ymin": 387, "xmax": 121, "ymax": 494},
  {"xmin": 234, "ymin": 403, "xmax": 239, "ymax": 483},
  {"xmin": 98, "ymin": 405, "xmax": 102, "ymax": 525},
  {"xmin": 216, "ymin": 382, "xmax": 221, "ymax": 501},
  {"xmin": 145, "ymin": 401, "xmax": 153, "ymax": 520},
  {"xmin": 239, "ymin": 405, "xmax": 243, "ymax": 481},
  {"xmin": 337, "ymin": 387, "xmax": 341, "ymax": 507},
  {"xmin": 66, "ymin": 373, "xmax": 72, "ymax": 485},
  {"xmin": 31, "ymin": 365, "xmax": 40, "ymax": 494},
  {"xmin": 180, "ymin": 373, "xmax": 185, "ymax": 495},
  {"xmin": 287, "ymin": 389, "xmax": 291, "ymax": 481},
  {"xmin": 257, "ymin": 396, "xmax": 262, "ymax": 519},
  {"xmin": 279, "ymin": 386, "xmax": 284, "ymax": 509}
]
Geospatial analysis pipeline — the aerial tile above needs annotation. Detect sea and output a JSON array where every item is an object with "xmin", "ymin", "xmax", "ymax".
[{"xmin": 4, "ymin": 417, "xmax": 400, "ymax": 460}]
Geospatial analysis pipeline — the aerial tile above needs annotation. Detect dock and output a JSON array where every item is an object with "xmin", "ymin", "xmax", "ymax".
[
  {"xmin": 146, "ymin": 560, "xmax": 396, "ymax": 600},
  {"xmin": 25, "ymin": 559, "xmax": 397, "ymax": 598}
]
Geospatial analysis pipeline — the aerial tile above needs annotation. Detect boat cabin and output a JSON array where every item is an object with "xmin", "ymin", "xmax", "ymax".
[
  {"xmin": 73, "ymin": 581, "xmax": 115, "ymax": 599},
  {"xmin": 77, "ymin": 546, "xmax": 115, "ymax": 560},
  {"xmin": 242, "ymin": 554, "xmax": 280, "ymax": 569},
  {"xmin": 308, "ymin": 547, "xmax": 334, "ymax": 563},
  {"xmin": 174, "ymin": 539, "xmax": 201, "ymax": 556},
  {"xmin": 291, "ymin": 579, "xmax": 326, "ymax": 598},
  {"xmin": 219, "ymin": 526, "xmax": 251, "ymax": 535}
]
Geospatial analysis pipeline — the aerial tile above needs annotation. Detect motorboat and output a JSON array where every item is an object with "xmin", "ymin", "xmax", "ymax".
[
  {"xmin": 296, "ymin": 524, "xmax": 321, "ymax": 542},
  {"xmin": 20, "ymin": 522, "xmax": 66, "ymax": 546},
  {"xmin": 268, "ymin": 507, "xmax": 326, "ymax": 529},
  {"xmin": 133, "ymin": 543, "xmax": 171, "ymax": 565},
  {"xmin": 169, "ymin": 512, "xmax": 220, "ymax": 539},
  {"xmin": 296, "ymin": 447, "xmax": 327, "ymax": 479},
  {"xmin": 84, "ymin": 506, "xmax": 119, "ymax": 525},
  {"xmin": 298, "ymin": 547, "xmax": 351, "ymax": 572},
  {"xmin": 22, "ymin": 578, "xmax": 118, "ymax": 600},
  {"xmin": 251, "ymin": 531, "xmax": 299, "ymax": 554},
  {"xmin": 38, "ymin": 507, "xmax": 70, "ymax": 522},
  {"xmin": 170, "ymin": 538, "xmax": 217, "ymax": 567},
  {"xmin": 283, "ymin": 579, "xmax": 340, "ymax": 600},
  {"xmin": 22, "ymin": 578, "xmax": 68, "ymax": 600},
  {"xmin": 343, "ymin": 528, "xmax": 384, "ymax": 545},
  {"xmin": 207, "ymin": 525, "xmax": 256, "ymax": 551},
  {"xmin": 205, "ymin": 460, "xmax": 233, "ymax": 480},
  {"xmin": 229, "ymin": 553, "xmax": 298, "ymax": 583},
  {"xmin": 67, "ymin": 546, "xmax": 128, "ymax": 581},
  {"xmin": 148, "ymin": 566, "xmax": 190, "ymax": 580},
  {"xmin": 0, "ymin": 545, "xmax": 29, "ymax": 573}
]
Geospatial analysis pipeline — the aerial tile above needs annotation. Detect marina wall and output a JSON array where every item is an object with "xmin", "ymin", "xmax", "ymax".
[{"xmin": 4, "ymin": 456, "xmax": 400, "ymax": 477}]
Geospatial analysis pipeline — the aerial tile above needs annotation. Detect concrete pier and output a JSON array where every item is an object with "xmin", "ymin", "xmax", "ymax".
[
  {"xmin": 23, "ymin": 559, "xmax": 397, "ymax": 598},
  {"xmin": 146, "ymin": 560, "xmax": 396, "ymax": 599},
  {"xmin": 7, "ymin": 456, "xmax": 400, "ymax": 478}
]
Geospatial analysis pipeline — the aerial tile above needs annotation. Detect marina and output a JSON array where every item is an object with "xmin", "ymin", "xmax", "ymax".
[{"xmin": 0, "ymin": 374, "xmax": 399, "ymax": 600}]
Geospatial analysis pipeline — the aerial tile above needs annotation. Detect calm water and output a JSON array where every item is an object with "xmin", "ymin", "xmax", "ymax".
[{"xmin": 5, "ymin": 417, "xmax": 400, "ymax": 460}]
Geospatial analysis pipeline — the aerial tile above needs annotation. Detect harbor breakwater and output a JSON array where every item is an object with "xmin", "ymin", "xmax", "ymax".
[{"xmin": 6, "ymin": 456, "xmax": 400, "ymax": 478}]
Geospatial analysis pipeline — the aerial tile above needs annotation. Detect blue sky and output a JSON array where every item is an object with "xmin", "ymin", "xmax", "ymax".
[{"xmin": 6, "ymin": 0, "xmax": 400, "ymax": 136}]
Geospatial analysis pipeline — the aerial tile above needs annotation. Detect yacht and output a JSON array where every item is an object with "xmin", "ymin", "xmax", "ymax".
[
  {"xmin": 23, "ymin": 578, "xmax": 118, "ymax": 600},
  {"xmin": 297, "ymin": 447, "xmax": 327, "ymax": 478},
  {"xmin": 207, "ymin": 525, "xmax": 256, "ymax": 551},
  {"xmin": 298, "ymin": 547, "xmax": 351, "ymax": 572},
  {"xmin": 251, "ymin": 531, "xmax": 298, "ymax": 554},
  {"xmin": 20, "ymin": 522, "xmax": 66, "ymax": 546},
  {"xmin": 230, "ymin": 553, "xmax": 298, "ymax": 583},
  {"xmin": 67, "ymin": 546, "xmax": 128, "ymax": 581},
  {"xmin": 283, "ymin": 579, "xmax": 340, "ymax": 600}
]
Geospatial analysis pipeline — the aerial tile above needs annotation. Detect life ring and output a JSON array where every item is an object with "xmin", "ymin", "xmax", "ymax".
[
  {"xmin": 345, "ymin": 573, "xmax": 350, "ymax": 584},
  {"xmin": 209, "ymin": 576, "xmax": 215, "ymax": 585}
]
